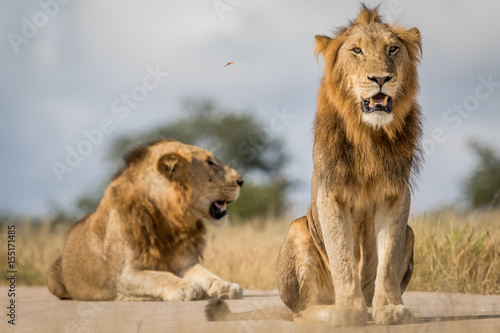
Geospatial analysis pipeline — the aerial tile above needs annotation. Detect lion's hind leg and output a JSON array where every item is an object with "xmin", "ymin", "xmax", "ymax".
[
  {"xmin": 400, "ymin": 225, "xmax": 415, "ymax": 294},
  {"xmin": 277, "ymin": 216, "xmax": 341, "ymax": 324},
  {"xmin": 47, "ymin": 255, "xmax": 71, "ymax": 299}
]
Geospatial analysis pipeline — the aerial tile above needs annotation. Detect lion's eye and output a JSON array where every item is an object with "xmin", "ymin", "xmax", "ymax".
[
  {"xmin": 352, "ymin": 47, "xmax": 363, "ymax": 55},
  {"xmin": 207, "ymin": 160, "xmax": 217, "ymax": 167},
  {"xmin": 389, "ymin": 46, "xmax": 399, "ymax": 56}
]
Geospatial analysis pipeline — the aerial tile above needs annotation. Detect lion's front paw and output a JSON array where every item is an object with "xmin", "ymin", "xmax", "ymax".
[
  {"xmin": 373, "ymin": 304, "xmax": 414, "ymax": 325},
  {"xmin": 207, "ymin": 280, "xmax": 243, "ymax": 299},
  {"xmin": 163, "ymin": 281, "xmax": 205, "ymax": 301},
  {"xmin": 329, "ymin": 306, "xmax": 368, "ymax": 327}
]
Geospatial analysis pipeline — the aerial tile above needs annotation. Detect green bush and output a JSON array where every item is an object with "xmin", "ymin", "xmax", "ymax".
[
  {"xmin": 461, "ymin": 141, "xmax": 500, "ymax": 209},
  {"xmin": 75, "ymin": 98, "xmax": 293, "ymax": 220}
]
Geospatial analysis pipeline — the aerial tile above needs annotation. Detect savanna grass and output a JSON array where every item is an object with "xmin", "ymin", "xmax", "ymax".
[
  {"xmin": 409, "ymin": 208, "xmax": 500, "ymax": 294},
  {"xmin": 1, "ymin": 209, "xmax": 498, "ymax": 294}
]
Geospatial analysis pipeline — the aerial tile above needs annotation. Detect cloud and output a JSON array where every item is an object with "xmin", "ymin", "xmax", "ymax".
[{"xmin": 1, "ymin": 0, "xmax": 500, "ymax": 215}]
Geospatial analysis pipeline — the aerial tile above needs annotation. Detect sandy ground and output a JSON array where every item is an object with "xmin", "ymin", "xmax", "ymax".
[{"xmin": 1, "ymin": 286, "xmax": 499, "ymax": 332}]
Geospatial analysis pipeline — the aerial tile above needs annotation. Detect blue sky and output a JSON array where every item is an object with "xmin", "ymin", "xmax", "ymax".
[{"xmin": 1, "ymin": 0, "xmax": 499, "ymax": 216}]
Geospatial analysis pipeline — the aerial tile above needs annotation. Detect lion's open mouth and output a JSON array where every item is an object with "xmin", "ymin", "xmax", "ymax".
[
  {"xmin": 361, "ymin": 93, "xmax": 393, "ymax": 114},
  {"xmin": 210, "ymin": 201, "xmax": 228, "ymax": 220}
]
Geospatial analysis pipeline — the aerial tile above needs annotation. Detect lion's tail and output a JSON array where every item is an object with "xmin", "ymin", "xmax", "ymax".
[{"xmin": 205, "ymin": 298, "xmax": 293, "ymax": 322}]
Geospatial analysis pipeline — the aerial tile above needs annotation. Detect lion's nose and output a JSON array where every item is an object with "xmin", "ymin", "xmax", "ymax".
[
  {"xmin": 236, "ymin": 177, "xmax": 244, "ymax": 187},
  {"xmin": 368, "ymin": 76, "xmax": 392, "ymax": 88}
]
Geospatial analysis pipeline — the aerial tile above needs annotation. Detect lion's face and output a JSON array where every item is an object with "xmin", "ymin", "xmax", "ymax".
[
  {"xmin": 148, "ymin": 140, "xmax": 243, "ymax": 227},
  {"xmin": 339, "ymin": 24, "xmax": 407, "ymax": 128},
  {"xmin": 315, "ymin": 13, "xmax": 421, "ymax": 131}
]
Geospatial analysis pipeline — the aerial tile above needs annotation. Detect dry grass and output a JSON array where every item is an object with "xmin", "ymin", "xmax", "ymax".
[
  {"xmin": 408, "ymin": 208, "xmax": 500, "ymax": 294},
  {"xmin": 0, "ymin": 217, "xmax": 70, "ymax": 285},
  {"xmin": 1, "ymin": 209, "xmax": 499, "ymax": 295},
  {"xmin": 203, "ymin": 218, "xmax": 289, "ymax": 290}
]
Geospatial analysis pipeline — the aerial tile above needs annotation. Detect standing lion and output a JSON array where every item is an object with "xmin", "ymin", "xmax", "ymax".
[
  {"xmin": 206, "ymin": 5, "xmax": 422, "ymax": 327},
  {"xmin": 48, "ymin": 139, "xmax": 244, "ymax": 301}
]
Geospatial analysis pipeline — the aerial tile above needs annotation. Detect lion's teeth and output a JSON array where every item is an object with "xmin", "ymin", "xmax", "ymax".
[
  {"xmin": 215, "ymin": 201, "xmax": 227, "ymax": 211},
  {"xmin": 382, "ymin": 95, "xmax": 389, "ymax": 106},
  {"xmin": 369, "ymin": 98, "xmax": 375, "ymax": 107}
]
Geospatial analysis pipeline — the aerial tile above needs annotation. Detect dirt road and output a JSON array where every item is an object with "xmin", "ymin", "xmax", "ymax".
[{"xmin": 1, "ymin": 286, "xmax": 499, "ymax": 332}]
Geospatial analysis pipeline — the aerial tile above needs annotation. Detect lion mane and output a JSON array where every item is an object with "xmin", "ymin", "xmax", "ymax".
[{"xmin": 313, "ymin": 7, "xmax": 422, "ymax": 203}]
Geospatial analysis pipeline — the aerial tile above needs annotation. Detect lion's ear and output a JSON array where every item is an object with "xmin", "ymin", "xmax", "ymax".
[
  {"xmin": 315, "ymin": 34, "xmax": 347, "ymax": 67},
  {"xmin": 157, "ymin": 151, "xmax": 191, "ymax": 181},
  {"xmin": 158, "ymin": 153, "xmax": 179, "ymax": 176},
  {"xmin": 314, "ymin": 35, "xmax": 332, "ymax": 61},
  {"xmin": 391, "ymin": 25, "xmax": 422, "ymax": 62}
]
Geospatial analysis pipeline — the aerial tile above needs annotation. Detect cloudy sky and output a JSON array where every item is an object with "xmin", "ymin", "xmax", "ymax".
[{"xmin": 1, "ymin": 0, "xmax": 499, "ymax": 217}]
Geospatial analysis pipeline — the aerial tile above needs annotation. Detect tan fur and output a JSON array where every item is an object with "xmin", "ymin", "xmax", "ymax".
[
  {"xmin": 278, "ymin": 4, "xmax": 421, "ymax": 326},
  {"xmin": 47, "ymin": 139, "xmax": 244, "ymax": 301},
  {"xmin": 206, "ymin": 4, "xmax": 421, "ymax": 327}
]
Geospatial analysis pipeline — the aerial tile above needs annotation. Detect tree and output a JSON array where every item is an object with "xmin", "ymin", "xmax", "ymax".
[
  {"xmin": 461, "ymin": 140, "xmax": 500, "ymax": 209},
  {"xmin": 76, "ymin": 99, "xmax": 292, "ymax": 219}
]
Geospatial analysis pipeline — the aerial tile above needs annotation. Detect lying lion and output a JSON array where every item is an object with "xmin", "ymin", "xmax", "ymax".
[
  {"xmin": 48, "ymin": 139, "xmax": 244, "ymax": 301},
  {"xmin": 207, "ymin": 4, "xmax": 422, "ymax": 326}
]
